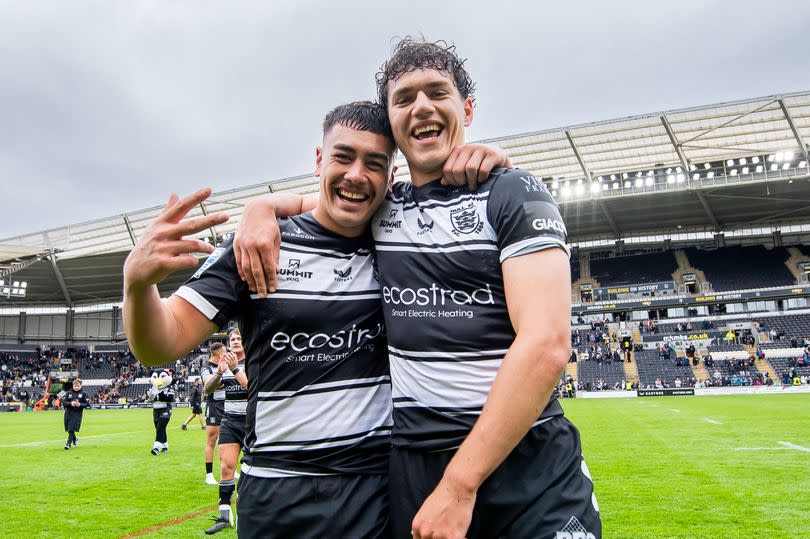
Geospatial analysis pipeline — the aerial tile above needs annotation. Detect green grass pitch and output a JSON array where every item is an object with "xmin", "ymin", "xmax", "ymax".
[{"xmin": 1, "ymin": 394, "xmax": 808, "ymax": 538}]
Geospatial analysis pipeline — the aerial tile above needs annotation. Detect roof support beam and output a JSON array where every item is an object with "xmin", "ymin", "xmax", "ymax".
[
  {"xmin": 778, "ymin": 98, "xmax": 810, "ymax": 164},
  {"xmin": 49, "ymin": 255, "xmax": 73, "ymax": 307},
  {"xmin": 661, "ymin": 115, "xmax": 690, "ymax": 172},
  {"xmin": 199, "ymin": 203, "xmax": 219, "ymax": 245},
  {"xmin": 695, "ymin": 191, "xmax": 721, "ymax": 230},
  {"xmin": 598, "ymin": 200, "xmax": 621, "ymax": 237},
  {"xmin": 122, "ymin": 214, "xmax": 137, "ymax": 247},
  {"xmin": 565, "ymin": 130, "xmax": 593, "ymax": 181}
]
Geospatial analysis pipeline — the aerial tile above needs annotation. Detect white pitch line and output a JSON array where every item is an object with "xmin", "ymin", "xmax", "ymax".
[
  {"xmin": 703, "ymin": 418, "xmax": 722, "ymax": 425},
  {"xmin": 671, "ymin": 409, "xmax": 681, "ymax": 413},
  {"xmin": 778, "ymin": 441, "xmax": 810, "ymax": 453},
  {"xmin": 0, "ymin": 429, "xmax": 151, "ymax": 448}
]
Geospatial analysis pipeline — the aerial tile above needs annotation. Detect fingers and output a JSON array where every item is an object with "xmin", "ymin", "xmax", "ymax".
[
  {"xmin": 234, "ymin": 232, "xmax": 245, "ymax": 282},
  {"xmin": 442, "ymin": 146, "xmax": 470, "ymax": 186},
  {"xmin": 464, "ymin": 150, "xmax": 485, "ymax": 192},
  {"xmin": 162, "ymin": 187, "xmax": 213, "ymax": 224},
  {"xmin": 173, "ymin": 212, "xmax": 229, "ymax": 237},
  {"xmin": 264, "ymin": 245, "xmax": 279, "ymax": 293},
  {"xmin": 249, "ymin": 249, "xmax": 268, "ymax": 298},
  {"xmin": 167, "ymin": 193, "xmax": 180, "ymax": 208},
  {"xmin": 166, "ymin": 239, "xmax": 215, "ymax": 256}
]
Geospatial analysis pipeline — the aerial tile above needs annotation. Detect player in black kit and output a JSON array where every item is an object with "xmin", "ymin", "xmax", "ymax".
[
  {"xmin": 123, "ymin": 102, "xmax": 412, "ymax": 538},
  {"xmin": 203, "ymin": 328, "xmax": 248, "ymax": 535},
  {"xmin": 180, "ymin": 377, "xmax": 205, "ymax": 431},
  {"xmin": 200, "ymin": 343, "xmax": 227, "ymax": 484},
  {"xmin": 235, "ymin": 38, "xmax": 601, "ymax": 539},
  {"xmin": 62, "ymin": 378, "xmax": 89, "ymax": 450}
]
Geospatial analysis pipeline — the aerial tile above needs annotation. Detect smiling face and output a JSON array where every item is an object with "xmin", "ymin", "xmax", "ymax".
[
  {"xmin": 312, "ymin": 124, "xmax": 394, "ymax": 237},
  {"xmin": 72, "ymin": 380, "xmax": 82, "ymax": 391},
  {"xmin": 386, "ymin": 68, "xmax": 473, "ymax": 186},
  {"xmin": 229, "ymin": 330, "xmax": 244, "ymax": 361}
]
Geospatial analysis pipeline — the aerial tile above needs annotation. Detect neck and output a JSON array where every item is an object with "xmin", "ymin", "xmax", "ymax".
[
  {"xmin": 409, "ymin": 166, "xmax": 444, "ymax": 187},
  {"xmin": 311, "ymin": 205, "xmax": 364, "ymax": 238}
]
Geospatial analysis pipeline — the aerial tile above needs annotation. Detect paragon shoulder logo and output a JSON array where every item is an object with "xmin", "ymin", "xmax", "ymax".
[
  {"xmin": 277, "ymin": 258, "xmax": 313, "ymax": 282},
  {"xmin": 281, "ymin": 224, "xmax": 317, "ymax": 240},
  {"xmin": 555, "ymin": 516, "xmax": 596, "ymax": 539},
  {"xmin": 378, "ymin": 208, "xmax": 402, "ymax": 233},
  {"xmin": 450, "ymin": 202, "xmax": 484, "ymax": 236},
  {"xmin": 333, "ymin": 266, "xmax": 353, "ymax": 282}
]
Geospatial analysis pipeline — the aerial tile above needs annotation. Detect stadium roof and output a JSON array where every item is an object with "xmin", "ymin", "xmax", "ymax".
[{"xmin": 2, "ymin": 91, "xmax": 809, "ymax": 306}]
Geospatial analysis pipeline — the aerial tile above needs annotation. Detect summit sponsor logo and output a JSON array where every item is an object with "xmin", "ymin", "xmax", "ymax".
[{"xmin": 277, "ymin": 259, "xmax": 313, "ymax": 281}]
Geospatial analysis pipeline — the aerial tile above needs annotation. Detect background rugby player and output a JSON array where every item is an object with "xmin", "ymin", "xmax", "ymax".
[
  {"xmin": 235, "ymin": 38, "xmax": 601, "ymax": 539},
  {"xmin": 203, "ymin": 328, "xmax": 248, "ymax": 534},
  {"xmin": 200, "ymin": 343, "xmax": 227, "ymax": 485},
  {"xmin": 180, "ymin": 376, "xmax": 205, "ymax": 431}
]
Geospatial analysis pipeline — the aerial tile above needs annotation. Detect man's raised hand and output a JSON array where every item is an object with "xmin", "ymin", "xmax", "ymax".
[{"xmin": 123, "ymin": 187, "xmax": 228, "ymax": 292}]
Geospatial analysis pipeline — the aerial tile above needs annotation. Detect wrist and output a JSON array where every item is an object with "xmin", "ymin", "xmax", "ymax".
[{"xmin": 442, "ymin": 461, "xmax": 481, "ymax": 496}]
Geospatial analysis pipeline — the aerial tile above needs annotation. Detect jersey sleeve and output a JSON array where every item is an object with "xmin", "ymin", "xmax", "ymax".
[
  {"xmin": 172, "ymin": 237, "xmax": 248, "ymax": 329},
  {"xmin": 485, "ymin": 168, "xmax": 570, "ymax": 263}
]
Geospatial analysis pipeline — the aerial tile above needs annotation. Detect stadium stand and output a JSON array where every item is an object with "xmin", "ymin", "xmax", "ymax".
[
  {"xmin": 634, "ymin": 349, "xmax": 695, "ymax": 388},
  {"xmin": 576, "ymin": 360, "xmax": 626, "ymax": 390},
  {"xmin": 684, "ymin": 246, "xmax": 796, "ymax": 291},
  {"xmin": 590, "ymin": 251, "xmax": 677, "ymax": 287}
]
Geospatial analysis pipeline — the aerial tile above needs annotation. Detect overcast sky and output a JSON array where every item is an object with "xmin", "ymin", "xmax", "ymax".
[{"xmin": 1, "ymin": 0, "xmax": 809, "ymax": 239}]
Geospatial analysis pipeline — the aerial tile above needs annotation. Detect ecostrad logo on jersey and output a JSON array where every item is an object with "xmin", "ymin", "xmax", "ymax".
[
  {"xmin": 270, "ymin": 323, "xmax": 384, "ymax": 352},
  {"xmin": 383, "ymin": 283, "xmax": 494, "ymax": 306}
]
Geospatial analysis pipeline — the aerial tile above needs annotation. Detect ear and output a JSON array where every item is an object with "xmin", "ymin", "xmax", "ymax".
[
  {"xmin": 314, "ymin": 146, "xmax": 323, "ymax": 177},
  {"xmin": 463, "ymin": 98, "xmax": 473, "ymax": 128},
  {"xmin": 387, "ymin": 165, "xmax": 397, "ymax": 194}
]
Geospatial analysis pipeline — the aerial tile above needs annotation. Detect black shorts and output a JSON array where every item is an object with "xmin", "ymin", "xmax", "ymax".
[
  {"xmin": 153, "ymin": 407, "xmax": 172, "ymax": 423},
  {"xmin": 389, "ymin": 416, "xmax": 601, "ymax": 539},
  {"xmin": 218, "ymin": 415, "xmax": 247, "ymax": 446},
  {"xmin": 191, "ymin": 402, "xmax": 203, "ymax": 414},
  {"xmin": 64, "ymin": 411, "xmax": 83, "ymax": 432},
  {"xmin": 205, "ymin": 400, "xmax": 225, "ymax": 426},
  {"xmin": 236, "ymin": 472, "xmax": 389, "ymax": 539}
]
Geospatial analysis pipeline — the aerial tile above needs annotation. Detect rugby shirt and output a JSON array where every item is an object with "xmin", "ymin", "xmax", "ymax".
[
  {"xmin": 174, "ymin": 213, "xmax": 391, "ymax": 476},
  {"xmin": 221, "ymin": 367, "xmax": 248, "ymax": 418},
  {"xmin": 372, "ymin": 167, "xmax": 570, "ymax": 451},
  {"xmin": 200, "ymin": 361, "xmax": 226, "ymax": 403}
]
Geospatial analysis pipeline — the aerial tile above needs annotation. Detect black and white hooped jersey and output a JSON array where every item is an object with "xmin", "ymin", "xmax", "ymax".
[
  {"xmin": 200, "ymin": 362, "xmax": 226, "ymax": 403},
  {"xmin": 173, "ymin": 212, "xmax": 391, "ymax": 476},
  {"xmin": 151, "ymin": 388, "xmax": 175, "ymax": 410},
  {"xmin": 373, "ymin": 168, "xmax": 570, "ymax": 451},
  {"xmin": 221, "ymin": 367, "xmax": 248, "ymax": 417}
]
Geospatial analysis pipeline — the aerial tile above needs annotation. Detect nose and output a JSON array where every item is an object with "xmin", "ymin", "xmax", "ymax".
[
  {"xmin": 412, "ymin": 91, "xmax": 434, "ymax": 118},
  {"xmin": 345, "ymin": 159, "xmax": 365, "ymax": 182}
]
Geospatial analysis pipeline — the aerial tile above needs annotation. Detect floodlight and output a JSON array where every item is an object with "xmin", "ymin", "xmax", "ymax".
[
  {"xmin": 552, "ymin": 180, "xmax": 558, "ymax": 189},
  {"xmin": 677, "ymin": 174, "xmax": 685, "ymax": 183},
  {"xmin": 552, "ymin": 190, "xmax": 558, "ymax": 197},
  {"xmin": 0, "ymin": 280, "xmax": 4, "ymax": 286},
  {"xmin": 610, "ymin": 174, "xmax": 616, "ymax": 181},
  {"xmin": 645, "ymin": 177, "xmax": 654, "ymax": 186},
  {"xmin": 707, "ymin": 171, "xmax": 715, "ymax": 178},
  {"xmin": 783, "ymin": 151, "xmax": 794, "ymax": 161},
  {"xmin": 635, "ymin": 178, "xmax": 643, "ymax": 188},
  {"xmin": 690, "ymin": 164, "xmax": 697, "ymax": 171},
  {"xmin": 752, "ymin": 156, "xmax": 760, "ymax": 164},
  {"xmin": 602, "ymin": 183, "xmax": 608, "ymax": 191},
  {"xmin": 730, "ymin": 169, "xmax": 738, "ymax": 175},
  {"xmin": 1, "ymin": 288, "xmax": 8, "ymax": 295},
  {"xmin": 742, "ymin": 167, "xmax": 749, "ymax": 174},
  {"xmin": 726, "ymin": 159, "xmax": 734, "ymax": 166},
  {"xmin": 646, "ymin": 170, "xmax": 653, "ymax": 177},
  {"xmin": 12, "ymin": 281, "xmax": 19, "ymax": 287},
  {"xmin": 597, "ymin": 176, "xmax": 603, "ymax": 182},
  {"xmin": 676, "ymin": 167, "xmax": 682, "ymax": 173},
  {"xmin": 667, "ymin": 175, "xmax": 675, "ymax": 184},
  {"xmin": 622, "ymin": 173, "xmax": 628, "ymax": 179},
  {"xmin": 767, "ymin": 154, "xmax": 775, "ymax": 162},
  {"xmin": 666, "ymin": 168, "xmax": 672, "ymax": 174},
  {"xmin": 770, "ymin": 163, "xmax": 778, "ymax": 171},
  {"xmin": 782, "ymin": 162, "xmax": 790, "ymax": 170},
  {"xmin": 800, "ymin": 161, "xmax": 807, "ymax": 168},
  {"xmin": 692, "ymin": 173, "xmax": 700, "ymax": 180},
  {"xmin": 590, "ymin": 183, "xmax": 600, "ymax": 194},
  {"xmin": 739, "ymin": 158, "xmax": 747, "ymax": 165},
  {"xmin": 756, "ymin": 165, "xmax": 763, "ymax": 173},
  {"xmin": 612, "ymin": 182, "xmax": 619, "ymax": 190},
  {"xmin": 637, "ymin": 171, "xmax": 643, "ymax": 177},
  {"xmin": 624, "ymin": 181, "xmax": 631, "ymax": 188},
  {"xmin": 704, "ymin": 163, "xmax": 711, "ymax": 169}
]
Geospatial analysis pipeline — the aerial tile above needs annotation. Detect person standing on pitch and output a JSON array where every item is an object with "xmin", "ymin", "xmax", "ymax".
[
  {"xmin": 235, "ymin": 38, "xmax": 601, "ymax": 539},
  {"xmin": 62, "ymin": 378, "xmax": 89, "ymax": 450},
  {"xmin": 181, "ymin": 377, "xmax": 205, "ymax": 430},
  {"xmin": 200, "ymin": 343, "xmax": 227, "ymax": 485},
  {"xmin": 204, "ymin": 328, "xmax": 248, "ymax": 535}
]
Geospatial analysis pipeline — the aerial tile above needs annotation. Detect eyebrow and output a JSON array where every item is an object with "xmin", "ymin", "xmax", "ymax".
[
  {"xmin": 333, "ymin": 143, "xmax": 390, "ymax": 165},
  {"xmin": 390, "ymin": 80, "xmax": 452, "ymax": 99}
]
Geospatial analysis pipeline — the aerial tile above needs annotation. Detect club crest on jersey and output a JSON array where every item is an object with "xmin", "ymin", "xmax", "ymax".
[
  {"xmin": 192, "ymin": 247, "xmax": 225, "ymax": 279},
  {"xmin": 334, "ymin": 266, "xmax": 353, "ymax": 282},
  {"xmin": 450, "ymin": 202, "xmax": 484, "ymax": 236}
]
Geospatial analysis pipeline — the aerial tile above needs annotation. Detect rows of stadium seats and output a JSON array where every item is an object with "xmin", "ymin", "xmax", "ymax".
[
  {"xmin": 762, "ymin": 314, "xmax": 810, "ymax": 339},
  {"xmin": 590, "ymin": 251, "xmax": 676, "ymax": 287},
  {"xmin": 576, "ymin": 360, "xmax": 625, "ymax": 387},
  {"xmin": 684, "ymin": 246, "xmax": 795, "ymax": 291},
  {"xmin": 634, "ymin": 349, "xmax": 694, "ymax": 387}
]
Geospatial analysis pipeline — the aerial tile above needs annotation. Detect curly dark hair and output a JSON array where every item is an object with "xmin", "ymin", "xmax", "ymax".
[{"xmin": 376, "ymin": 37, "xmax": 476, "ymax": 108}]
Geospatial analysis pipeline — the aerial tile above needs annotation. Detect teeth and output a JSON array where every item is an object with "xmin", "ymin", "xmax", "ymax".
[
  {"xmin": 338, "ymin": 189, "xmax": 367, "ymax": 201},
  {"xmin": 414, "ymin": 125, "xmax": 441, "ymax": 136}
]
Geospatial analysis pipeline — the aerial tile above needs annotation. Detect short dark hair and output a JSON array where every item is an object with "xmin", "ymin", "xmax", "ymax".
[
  {"xmin": 210, "ymin": 342, "xmax": 225, "ymax": 355},
  {"xmin": 322, "ymin": 101, "xmax": 395, "ymax": 151},
  {"xmin": 376, "ymin": 37, "xmax": 476, "ymax": 108}
]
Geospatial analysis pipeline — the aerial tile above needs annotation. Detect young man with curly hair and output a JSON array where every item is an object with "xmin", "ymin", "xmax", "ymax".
[{"xmin": 236, "ymin": 38, "xmax": 601, "ymax": 539}]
